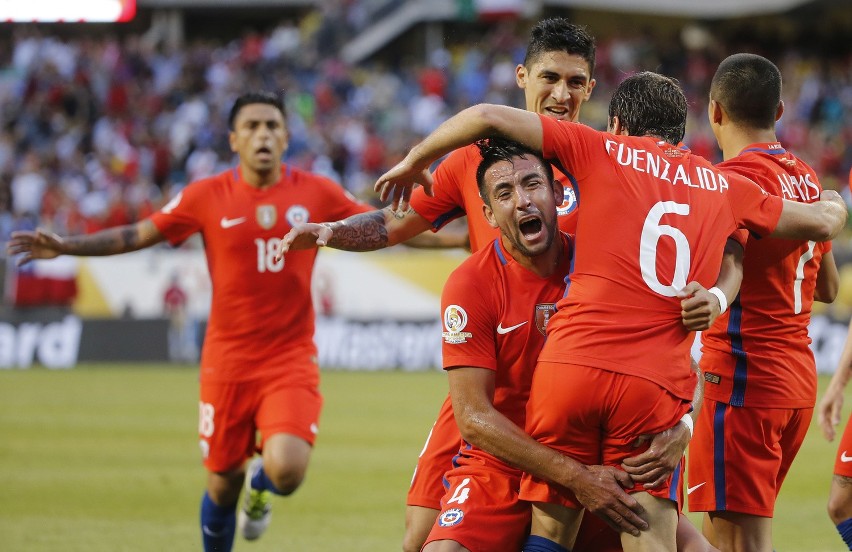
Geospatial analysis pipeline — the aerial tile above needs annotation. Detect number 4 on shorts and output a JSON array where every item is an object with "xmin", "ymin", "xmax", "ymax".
[{"xmin": 446, "ymin": 477, "xmax": 471, "ymax": 505}]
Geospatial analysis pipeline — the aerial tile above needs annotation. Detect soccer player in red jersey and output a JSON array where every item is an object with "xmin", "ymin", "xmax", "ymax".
[
  {"xmin": 373, "ymin": 72, "xmax": 847, "ymax": 551},
  {"xmin": 281, "ymin": 19, "xmax": 602, "ymax": 551},
  {"xmin": 818, "ymin": 166, "xmax": 852, "ymax": 550},
  {"xmin": 818, "ymin": 321, "xmax": 852, "ymax": 550},
  {"xmin": 687, "ymin": 53, "xmax": 841, "ymax": 552},
  {"xmin": 6, "ymin": 91, "xmax": 373, "ymax": 552}
]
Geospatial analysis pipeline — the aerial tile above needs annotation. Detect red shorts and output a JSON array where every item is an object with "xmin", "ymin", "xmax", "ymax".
[
  {"xmin": 423, "ymin": 457, "xmax": 530, "ymax": 552},
  {"xmin": 834, "ymin": 413, "xmax": 852, "ymax": 478},
  {"xmin": 199, "ymin": 371, "xmax": 322, "ymax": 473},
  {"xmin": 687, "ymin": 398, "xmax": 811, "ymax": 517},
  {"xmin": 407, "ymin": 394, "xmax": 461, "ymax": 509},
  {"xmin": 520, "ymin": 362, "xmax": 689, "ymax": 509}
]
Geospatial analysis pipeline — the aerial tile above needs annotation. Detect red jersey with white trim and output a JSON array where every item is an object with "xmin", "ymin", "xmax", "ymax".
[
  {"xmin": 441, "ymin": 234, "xmax": 573, "ymax": 461},
  {"xmin": 535, "ymin": 116, "xmax": 784, "ymax": 400},
  {"xmin": 149, "ymin": 165, "xmax": 370, "ymax": 384},
  {"xmin": 411, "ymin": 144, "xmax": 579, "ymax": 252},
  {"xmin": 701, "ymin": 143, "xmax": 830, "ymax": 408}
]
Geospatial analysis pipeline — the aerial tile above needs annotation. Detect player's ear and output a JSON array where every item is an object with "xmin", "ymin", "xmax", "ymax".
[
  {"xmin": 583, "ymin": 78, "xmax": 596, "ymax": 101},
  {"xmin": 552, "ymin": 180, "xmax": 564, "ymax": 204},
  {"xmin": 709, "ymin": 99, "xmax": 724, "ymax": 125},
  {"xmin": 483, "ymin": 204, "xmax": 498, "ymax": 229},
  {"xmin": 775, "ymin": 100, "xmax": 784, "ymax": 123},
  {"xmin": 608, "ymin": 116, "xmax": 625, "ymax": 136},
  {"xmin": 228, "ymin": 131, "xmax": 238, "ymax": 153},
  {"xmin": 515, "ymin": 64, "xmax": 528, "ymax": 89}
]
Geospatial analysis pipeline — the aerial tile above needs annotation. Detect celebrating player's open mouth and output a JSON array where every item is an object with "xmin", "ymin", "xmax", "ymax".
[{"xmin": 518, "ymin": 213, "xmax": 544, "ymax": 242}]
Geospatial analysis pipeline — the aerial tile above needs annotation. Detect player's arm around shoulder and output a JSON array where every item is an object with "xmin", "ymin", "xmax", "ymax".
[{"xmin": 773, "ymin": 189, "xmax": 848, "ymax": 241}]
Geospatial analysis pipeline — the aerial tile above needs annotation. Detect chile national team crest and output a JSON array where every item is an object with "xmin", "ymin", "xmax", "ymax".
[
  {"xmin": 285, "ymin": 204, "xmax": 309, "ymax": 227},
  {"xmin": 535, "ymin": 303, "xmax": 556, "ymax": 336},
  {"xmin": 556, "ymin": 181, "xmax": 578, "ymax": 216},
  {"xmin": 437, "ymin": 508, "xmax": 464, "ymax": 527},
  {"xmin": 256, "ymin": 205, "xmax": 278, "ymax": 229}
]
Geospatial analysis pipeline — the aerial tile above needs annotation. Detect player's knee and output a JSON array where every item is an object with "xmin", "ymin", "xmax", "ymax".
[
  {"xmin": 827, "ymin": 496, "xmax": 852, "ymax": 525},
  {"xmin": 265, "ymin": 463, "xmax": 306, "ymax": 495},
  {"xmin": 401, "ymin": 533, "xmax": 422, "ymax": 552}
]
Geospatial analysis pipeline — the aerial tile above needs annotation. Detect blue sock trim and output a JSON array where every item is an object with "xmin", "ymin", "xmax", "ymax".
[
  {"xmin": 523, "ymin": 534, "xmax": 570, "ymax": 552},
  {"xmin": 200, "ymin": 491, "xmax": 236, "ymax": 552},
  {"xmin": 837, "ymin": 517, "xmax": 852, "ymax": 549},
  {"xmin": 251, "ymin": 464, "xmax": 284, "ymax": 496}
]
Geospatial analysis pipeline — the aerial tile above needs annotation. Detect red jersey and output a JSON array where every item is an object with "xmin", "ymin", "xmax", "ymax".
[
  {"xmin": 441, "ymin": 233, "xmax": 573, "ymax": 463},
  {"xmin": 149, "ymin": 165, "xmax": 370, "ymax": 383},
  {"xmin": 535, "ymin": 116, "xmax": 784, "ymax": 400},
  {"xmin": 411, "ymin": 143, "xmax": 579, "ymax": 252},
  {"xmin": 701, "ymin": 143, "xmax": 830, "ymax": 408}
]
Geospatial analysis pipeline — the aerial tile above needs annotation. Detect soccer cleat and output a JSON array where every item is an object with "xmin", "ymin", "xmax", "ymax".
[{"xmin": 237, "ymin": 456, "xmax": 272, "ymax": 541}]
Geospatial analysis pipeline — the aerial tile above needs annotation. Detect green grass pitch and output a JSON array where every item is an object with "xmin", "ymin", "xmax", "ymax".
[{"xmin": 0, "ymin": 364, "xmax": 846, "ymax": 551}]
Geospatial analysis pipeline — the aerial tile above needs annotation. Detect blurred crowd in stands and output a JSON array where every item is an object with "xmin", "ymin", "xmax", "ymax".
[{"xmin": 0, "ymin": 7, "xmax": 850, "ymax": 256}]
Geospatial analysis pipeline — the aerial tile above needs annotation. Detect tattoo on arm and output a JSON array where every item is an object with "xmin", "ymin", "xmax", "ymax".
[
  {"xmin": 326, "ymin": 210, "xmax": 389, "ymax": 251},
  {"xmin": 65, "ymin": 226, "xmax": 142, "ymax": 256}
]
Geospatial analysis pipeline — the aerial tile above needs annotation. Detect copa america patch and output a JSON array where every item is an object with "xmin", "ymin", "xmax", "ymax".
[
  {"xmin": 437, "ymin": 508, "xmax": 464, "ymax": 527},
  {"xmin": 442, "ymin": 305, "xmax": 473, "ymax": 344}
]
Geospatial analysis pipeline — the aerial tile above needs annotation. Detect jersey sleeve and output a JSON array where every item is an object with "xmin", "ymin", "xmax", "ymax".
[
  {"xmin": 149, "ymin": 183, "xmax": 204, "ymax": 246},
  {"xmin": 726, "ymin": 173, "xmax": 784, "ymax": 237},
  {"xmin": 538, "ymin": 115, "xmax": 597, "ymax": 182},
  {"xmin": 410, "ymin": 147, "xmax": 475, "ymax": 231},
  {"xmin": 313, "ymin": 177, "xmax": 373, "ymax": 221},
  {"xmin": 441, "ymin": 264, "xmax": 497, "ymax": 371}
]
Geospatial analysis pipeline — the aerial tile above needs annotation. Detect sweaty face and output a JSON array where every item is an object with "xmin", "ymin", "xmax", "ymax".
[
  {"xmin": 483, "ymin": 156, "xmax": 560, "ymax": 258},
  {"xmin": 517, "ymin": 51, "xmax": 595, "ymax": 122},
  {"xmin": 229, "ymin": 104, "xmax": 288, "ymax": 175}
]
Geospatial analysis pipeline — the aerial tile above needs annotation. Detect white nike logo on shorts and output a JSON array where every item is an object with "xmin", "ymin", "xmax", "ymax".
[
  {"xmin": 496, "ymin": 321, "xmax": 528, "ymax": 334},
  {"xmin": 220, "ymin": 216, "xmax": 247, "ymax": 228},
  {"xmin": 841, "ymin": 451, "xmax": 852, "ymax": 463},
  {"xmin": 687, "ymin": 482, "xmax": 706, "ymax": 495}
]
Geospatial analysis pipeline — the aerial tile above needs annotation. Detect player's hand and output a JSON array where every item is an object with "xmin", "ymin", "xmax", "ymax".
[
  {"xmin": 678, "ymin": 281, "xmax": 721, "ymax": 331},
  {"xmin": 820, "ymin": 189, "xmax": 844, "ymax": 207},
  {"xmin": 818, "ymin": 382, "xmax": 845, "ymax": 441},
  {"xmin": 6, "ymin": 228, "xmax": 64, "ymax": 266},
  {"xmin": 570, "ymin": 464, "xmax": 648, "ymax": 537},
  {"xmin": 374, "ymin": 157, "xmax": 434, "ymax": 214},
  {"xmin": 621, "ymin": 421, "xmax": 690, "ymax": 489},
  {"xmin": 276, "ymin": 223, "xmax": 333, "ymax": 261}
]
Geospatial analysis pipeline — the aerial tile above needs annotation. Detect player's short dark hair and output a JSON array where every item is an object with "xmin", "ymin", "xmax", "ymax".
[
  {"xmin": 710, "ymin": 53, "xmax": 781, "ymax": 130},
  {"xmin": 524, "ymin": 18, "xmax": 596, "ymax": 77},
  {"xmin": 608, "ymin": 72, "xmax": 687, "ymax": 145},
  {"xmin": 228, "ymin": 91, "xmax": 286, "ymax": 130},
  {"xmin": 475, "ymin": 138, "xmax": 553, "ymax": 206}
]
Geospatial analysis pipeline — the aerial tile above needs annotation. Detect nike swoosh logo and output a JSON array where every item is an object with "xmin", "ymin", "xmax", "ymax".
[
  {"xmin": 496, "ymin": 321, "xmax": 528, "ymax": 335},
  {"xmin": 202, "ymin": 525, "xmax": 225, "ymax": 537},
  {"xmin": 841, "ymin": 451, "xmax": 852, "ymax": 463},
  {"xmin": 687, "ymin": 482, "xmax": 706, "ymax": 495},
  {"xmin": 220, "ymin": 216, "xmax": 247, "ymax": 229}
]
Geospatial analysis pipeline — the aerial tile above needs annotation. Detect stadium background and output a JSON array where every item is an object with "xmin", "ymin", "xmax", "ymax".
[
  {"xmin": 1, "ymin": 1, "xmax": 852, "ymax": 550},
  {"xmin": 2, "ymin": 0, "xmax": 852, "ymax": 371}
]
